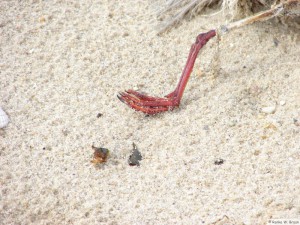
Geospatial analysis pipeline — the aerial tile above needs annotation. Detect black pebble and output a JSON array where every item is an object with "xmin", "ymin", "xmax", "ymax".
[{"xmin": 214, "ymin": 158, "xmax": 224, "ymax": 165}]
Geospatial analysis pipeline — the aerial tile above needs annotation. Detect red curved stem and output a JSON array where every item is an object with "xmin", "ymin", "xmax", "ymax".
[{"xmin": 118, "ymin": 29, "xmax": 216, "ymax": 115}]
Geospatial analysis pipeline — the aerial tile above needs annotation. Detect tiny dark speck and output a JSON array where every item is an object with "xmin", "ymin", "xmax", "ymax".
[
  {"xmin": 97, "ymin": 113, "xmax": 103, "ymax": 118},
  {"xmin": 214, "ymin": 158, "xmax": 224, "ymax": 165},
  {"xmin": 273, "ymin": 37, "xmax": 279, "ymax": 47},
  {"xmin": 203, "ymin": 125, "xmax": 209, "ymax": 131}
]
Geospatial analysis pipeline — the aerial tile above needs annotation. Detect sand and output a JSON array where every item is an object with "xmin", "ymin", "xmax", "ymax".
[{"xmin": 0, "ymin": 0, "xmax": 299, "ymax": 224}]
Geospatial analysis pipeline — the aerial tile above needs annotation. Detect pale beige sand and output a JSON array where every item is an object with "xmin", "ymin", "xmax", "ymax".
[{"xmin": 1, "ymin": 1, "xmax": 300, "ymax": 224}]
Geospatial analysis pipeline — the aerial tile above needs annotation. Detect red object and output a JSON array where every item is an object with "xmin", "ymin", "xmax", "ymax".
[{"xmin": 118, "ymin": 29, "xmax": 216, "ymax": 115}]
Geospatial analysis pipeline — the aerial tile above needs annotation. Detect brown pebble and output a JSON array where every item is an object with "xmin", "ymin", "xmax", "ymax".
[{"xmin": 91, "ymin": 145, "xmax": 109, "ymax": 164}]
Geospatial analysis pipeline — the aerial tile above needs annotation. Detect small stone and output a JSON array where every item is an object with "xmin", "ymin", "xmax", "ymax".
[
  {"xmin": 293, "ymin": 118, "xmax": 300, "ymax": 126},
  {"xmin": 279, "ymin": 101, "xmax": 286, "ymax": 106},
  {"xmin": 39, "ymin": 16, "xmax": 46, "ymax": 23},
  {"xmin": 91, "ymin": 146, "xmax": 109, "ymax": 164},
  {"xmin": 128, "ymin": 143, "xmax": 142, "ymax": 166},
  {"xmin": 0, "ymin": 107, "xmax": 10, "ymax": 129},
  {"xmin": 203, "ymin": 125, "xmax": 209, "ymax": 131},
  {"xmin": 214, "ymin": 158, "xmax": 224, "ymax": 165},
  {"xmin": 261, "ymin": 106, "xmax": 276, "ymax": 114},
  {"xmin": 264, "ymin": 123, "xmax": 277, "ymax": 130},
  {"xmin": 228, "ymin": 119, "xmax": 237, "ymax": 127},
  {"xmin": 254, "ymin": 150, "xmax": 261, "ymax": 156},
  {"xmin": 122, "ymin": 32, "xmax": 129, "ymax": 37},
  {"xmin": 273, "ymin": 37, "xmax": 279, "ymax": 47}
]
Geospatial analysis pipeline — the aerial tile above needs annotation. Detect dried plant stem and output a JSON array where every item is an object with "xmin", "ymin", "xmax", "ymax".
[
  {"xmin": 158, "ymin": 0, "xmax": 300, "ymax": 34},
  {"xmin": 218, "ymin": 0, "xmax": 300, "ymax": 34},
  {"xmin": 158, "ymin": 0, "xmax": 218, "ymax": 34}
]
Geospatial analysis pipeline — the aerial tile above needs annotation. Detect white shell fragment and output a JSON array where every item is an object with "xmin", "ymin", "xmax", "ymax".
[
  {"xmin": 279, "ymin": 101, "xmax": 286, "ymax": 106},
  {"xmin": 261, "ymin": 106, "xmax": 276, "ymax": 114},
  {"xmin": 0, "ymin": 107, "xmax": 10, "ymax": 128}
]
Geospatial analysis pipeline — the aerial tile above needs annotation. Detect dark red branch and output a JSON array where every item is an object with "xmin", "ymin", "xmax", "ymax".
[{"xmin": 118, "ymin": 29, "xmax": 216, "ymax": 115}]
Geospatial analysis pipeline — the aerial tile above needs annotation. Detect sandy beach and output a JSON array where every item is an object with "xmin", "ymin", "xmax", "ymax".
[{"xmin": 1, "ymin": 0, "xmax": 299, "ymax": 224}]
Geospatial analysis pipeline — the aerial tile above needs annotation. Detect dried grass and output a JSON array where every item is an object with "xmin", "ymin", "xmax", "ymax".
[
  {"xmin": 219, "ymin": 0, "xmax": 300, "ymax": 34},
  {"xmin": 157, "ymin": 0, "xmax": 300, "ymax": 33},
  {"xmin": 157, "ymin": 0, "xmax": 243, "ymax": 33}
]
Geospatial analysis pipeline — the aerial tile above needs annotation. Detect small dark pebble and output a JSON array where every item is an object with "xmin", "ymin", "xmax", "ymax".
[
  {"xmin": 97, "ymin": 113, "xmax": 103, "ymax": 118},
  {"xmin": 273, "ymin": 37, "xmax": 279, "ymax": 47},
  {"xmin": 122, "ymin": 32, "xmax": 129, "ymax": 37},
  {"xmin": 128, "ymin": 143, "xmax": 142, "ymax": 166},
  {"xmin": 108, "ymin": 13, "xmax": 113, "ymax": 18},
  {"xmin": 214, "ymin": 158, "xmax": 224, "ymax": 165},
  {"xmin": 203, "ymin": 125, "xmax": 209, "ymax": 131},
  {"xmin": 293, "ymin": 118, "xmax": 300, "ymax": 126}
]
